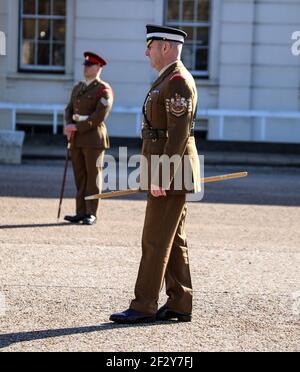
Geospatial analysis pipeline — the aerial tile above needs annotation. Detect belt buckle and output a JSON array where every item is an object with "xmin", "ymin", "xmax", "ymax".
[{"xmin": 151, "ymin": 129, "xmax": 158, "ymax": 142}]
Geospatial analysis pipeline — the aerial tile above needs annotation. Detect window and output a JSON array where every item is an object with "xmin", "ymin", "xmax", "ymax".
[
  {"xmin": 164, "ymin": 0, "xmax": 211, "ymax": 77},
  {"xmin": 19, "ymin": 0, "xmax": 66, "ymax": 72}
]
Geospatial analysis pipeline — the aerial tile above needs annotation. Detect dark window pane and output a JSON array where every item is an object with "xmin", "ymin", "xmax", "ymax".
[
  {"xmin": 21, "ymin": 0, "xmax": 67, "ymax": 69},
  {"xmin": 182, "ymin": 44, "xmax": 194, "ymax": 70},
  {"xmin": 53, "ymin": 0, "xmax": 66, "ymax": 16},
  {"xmin": 196, "ymin": 48, "xmax": 208, "ymax": 70},
  {"xmin": 197, "ymin": 27, "xmax": 209, "ymax": 46},
  {"xmin": 23, "ymin": 19, "xmax": 36, "ymax": 39},
  {"xmin": 37, "ymin": 42, "xmax": 50, "ymax": 65},
  {"xmin": 22, "ymin": 41, "xmax": 35, "ymax": 64},
  {"xmin": 53, "ymin": 43, "xmax": 65, "ymax": 66},
  {"xmin": 53, "ymin": 20, "xmax": 66, "ymax": 41},
  {"xmin": 167, "ymin": 0, "xmax": 180, "ymax": 21},
  {"xmin": 197, "ymin": 0, "xmax": 210, "ymax": 21},
  {"xmin": 38, "ymin": 19, "xmax": 50, "ymax": 40},
  {"xmin": 182, "ymin": 27, "xmax": 195, "ymax": 41},
  {"xmin": 165, "ymin": 0, "xmax": 211, "ymax": 72},
  {"xmin": 183, "ymin": 0, "xmax": 195, "ymax": 21},
  {"xmin": 23, "ymin": 0, "xmax": 36, "ymax": 14},
  {"xmin": 38, "ymin": 0, "xmax": 51, "ymax": 15}
]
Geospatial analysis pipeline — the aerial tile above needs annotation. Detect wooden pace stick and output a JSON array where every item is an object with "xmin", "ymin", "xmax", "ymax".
[
  {"xmin": 85, "ymin": 172, "xmax": 248, "ymax": 201},
  {"xmin": 203, "ymin": 171, "xmax": 248, "ymax": 184},
  {"xmin": 57, "ymin": 134, "xmax": 74, "ymax": 221}
]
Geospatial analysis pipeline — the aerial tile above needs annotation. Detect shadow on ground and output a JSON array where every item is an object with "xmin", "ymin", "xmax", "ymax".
[
  {"xmin": 0, "ymin": 321, "xmax": 173, "ymax": 350},
  {"xmin": 0, "ymin": 223, "xmax": 77, "ymax": 230}
]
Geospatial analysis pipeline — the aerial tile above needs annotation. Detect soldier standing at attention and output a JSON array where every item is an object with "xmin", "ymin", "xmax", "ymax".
[
  {"xmin": 64, "ymin": 52, "xmax": 113, "ymax": 226},
  {"xmin": 110, "ymin": 25, "xmax": 201, "ymax": 323}
]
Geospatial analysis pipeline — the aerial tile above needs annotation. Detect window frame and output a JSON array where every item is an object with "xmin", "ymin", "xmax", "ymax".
[
  {"xmin": 19, "ymin": 0, "xmax": 66, "ymax": 73},
  {"xmin": 164, "ymin": 0, "xmax": 212, "ymax": 78}
]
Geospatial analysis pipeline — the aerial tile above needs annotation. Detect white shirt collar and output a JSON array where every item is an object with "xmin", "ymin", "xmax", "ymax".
[
  {"xmin": 159, "ymin": 61, "xmax": 179, "ymax": 77},
  {"xmin": 83, "ymin": 77, "xmax": 100, "ymax": 86},
  {"xmin": 85, "ymin": 79, "xmax": 95, "ymax": 86}
]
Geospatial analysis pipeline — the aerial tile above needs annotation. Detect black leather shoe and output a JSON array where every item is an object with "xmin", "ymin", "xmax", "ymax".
[
  {"xmin": 82, "ymin": 215, "xmax": 97, "ymax": 225},
  {"xmin": 156, "ymin": 305, "xmax": 192, "ymax": 322},
  {"xmin": 64, "ymin": 214, "xmax": 85, "ymax": 223},
  {"xmin": 110, "ymin": 309, "xmax": 156, "ymax": 324}
]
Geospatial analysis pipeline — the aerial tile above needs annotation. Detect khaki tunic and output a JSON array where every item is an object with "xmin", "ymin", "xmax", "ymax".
[
  {"xmin": 130, "ymin": 61, "xmax": 200, "ymax": 315},
  {"xmin": 140, "ymin": 61, "xmax": 201, "ymax": 195},
  {"xmin": 65, "ymin": 78, "xmax": 113, "ymax": 216}
]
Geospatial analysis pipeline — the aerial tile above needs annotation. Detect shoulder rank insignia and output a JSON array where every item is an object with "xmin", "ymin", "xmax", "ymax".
[
  {"xmin": 101, "ymin": 97, "xmax": 110, "ymax": 107},
  {"xmin": 166, "ymin": 94, "xmax": 192, "ymax": 117}
]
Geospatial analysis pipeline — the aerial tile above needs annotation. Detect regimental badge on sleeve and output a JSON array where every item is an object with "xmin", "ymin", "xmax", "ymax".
[{"xmin": 166, "ymin": 94, "xmax": 192, "ymax": 117}]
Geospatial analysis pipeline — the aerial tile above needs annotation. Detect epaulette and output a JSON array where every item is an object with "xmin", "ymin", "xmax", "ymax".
[
  {"xmin": 169, "ymin": 73, "xmax": 186, "ymax": 81},
  {"xmin": 102, "ymin": 87, "xmax": 111, "ymax": 94},
  {"xmin": 97, "ymin": 83, "xmax": 113, "ymax": 100}
]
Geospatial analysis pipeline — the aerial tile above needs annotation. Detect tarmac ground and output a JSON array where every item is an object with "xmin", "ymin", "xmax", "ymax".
[{"xmin": 0, "ymin": 158, "xmax": 299, "ymax": 352}]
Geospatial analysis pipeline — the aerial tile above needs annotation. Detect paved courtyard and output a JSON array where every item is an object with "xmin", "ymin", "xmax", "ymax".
[{"xmin": 0, "ymin": 160, "xmax": 299, "ymax": 352}]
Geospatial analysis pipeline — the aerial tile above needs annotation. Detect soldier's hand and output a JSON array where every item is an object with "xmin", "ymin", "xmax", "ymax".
[
  {"xmin": 151, "ymin": 184, "xmax": 167, "ymax": 198},
  {"xmin": 65, "ymin": 124, "xmax": 77, "ymax": 140},
  {"xmin": 73, "ymin": 114, "xmax": 81, "ymax": 122}
]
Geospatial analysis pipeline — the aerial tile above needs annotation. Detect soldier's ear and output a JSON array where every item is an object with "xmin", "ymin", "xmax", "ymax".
[
  {"xmin": 161, "ymin": 42, "xmax": 169, "ymax": 54},
  {"xmin": 165, "ymin": 41, "xmax": 173, "ymax": 53}
]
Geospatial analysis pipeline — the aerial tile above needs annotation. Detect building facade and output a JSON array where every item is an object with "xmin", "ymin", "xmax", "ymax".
[{"xmin": 0, "ymin": 0, "xmax": 300, "ymax": 143}]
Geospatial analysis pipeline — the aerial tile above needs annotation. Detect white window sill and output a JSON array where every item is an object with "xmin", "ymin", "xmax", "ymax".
[
  {"xmin": 6, "ymin": 73, "xmax": 74, "ymax": 83},
  {"xmin": 195, "ymin": 79, "xmax": 219, "ymax": 88}
]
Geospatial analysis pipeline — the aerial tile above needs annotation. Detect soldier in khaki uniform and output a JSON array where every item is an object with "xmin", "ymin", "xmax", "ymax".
[
  {"xmin": 110, "ymin": 25, "xmax": 201, "ymax": 324},
  {"xmin": 64, "ymin": 52, "xmax": 113, "ymax": 225}
]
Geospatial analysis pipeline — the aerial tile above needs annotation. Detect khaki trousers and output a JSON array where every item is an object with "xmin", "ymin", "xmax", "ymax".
[
  {"xmin": 71, "ymin": 147, "xmax": 104, "ymax": 217},
  {"xmin": 130, "ymin": 194, "xmax": 193, "ymax": 315}
]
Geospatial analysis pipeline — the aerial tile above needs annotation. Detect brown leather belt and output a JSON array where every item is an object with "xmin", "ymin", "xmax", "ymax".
[
  {"xmin": 142, "ymin": 128, "xmax": 168, "ymax": 140},
  {"xmin": 142, "ymin": 127, "xmax": 194, "ymax": 141}
]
